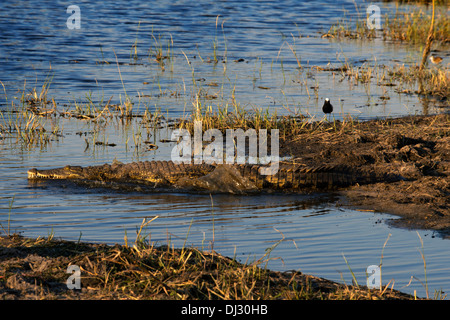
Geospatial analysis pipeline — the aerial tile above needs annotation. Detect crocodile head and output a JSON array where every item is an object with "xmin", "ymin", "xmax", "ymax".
[{"xmin": 28, "ymin": 165, "xmax": 85, "ymax": 180}]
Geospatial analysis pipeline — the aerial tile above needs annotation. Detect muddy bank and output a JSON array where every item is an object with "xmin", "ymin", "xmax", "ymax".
[
  {"xmin": 0, "ymin": 234, "xmax": 415, "ymax": 300},
  {"xmin": 281, "ymin": 114, "xmax": 449, "ymax": 236}
]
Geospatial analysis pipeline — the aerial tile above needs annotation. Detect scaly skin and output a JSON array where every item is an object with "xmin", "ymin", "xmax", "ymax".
[
  {"xmin": 28, "ymin": 161, "xmax": 216, "ymax": 185},
  {"xmin": 27, "ymin": 160, "xmax": 397, "ymax": 192},
  {"xmin": 28, "ymin": 161, "xmax": 398, "ymax": 191}
]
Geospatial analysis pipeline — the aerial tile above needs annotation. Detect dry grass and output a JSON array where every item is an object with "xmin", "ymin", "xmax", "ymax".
[
  {"xmin": 383, "ymin": 7, "xmax": 449, "ymax": 45},
  {"xmin": 322, "ymin": 6, "xmax": 449, "ymax": 45},
  {"xmin": 388, "ymin": 64, "xmax": 450, "ymax": 99},
  {"xmin": 0, "ymin": 234, "xmax": 416, "ymax": 300}
]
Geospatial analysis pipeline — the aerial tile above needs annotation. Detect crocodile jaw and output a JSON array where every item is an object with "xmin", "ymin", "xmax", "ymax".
[{"xmin": 27, "ymin": 166, "xmax": 83, "ymax": 180}]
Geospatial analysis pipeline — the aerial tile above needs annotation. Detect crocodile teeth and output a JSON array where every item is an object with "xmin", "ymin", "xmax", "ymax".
[
  {"xmin": 27, "ymin": 169, "xmax": 63, "ymax": 180},
  {"xmin": 27, "ymin": 169, "xmax": 38, "ymax": 179}
]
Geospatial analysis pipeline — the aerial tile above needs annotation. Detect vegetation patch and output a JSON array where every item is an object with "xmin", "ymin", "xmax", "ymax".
[{"xmin": 0, "ymin": 234, "xmax": 416, "ymax": 300}]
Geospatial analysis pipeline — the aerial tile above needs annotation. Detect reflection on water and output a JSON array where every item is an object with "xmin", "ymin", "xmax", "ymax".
[{"xmin": 0, "ymin": 0, "xmax": 449, "ymax": 300}]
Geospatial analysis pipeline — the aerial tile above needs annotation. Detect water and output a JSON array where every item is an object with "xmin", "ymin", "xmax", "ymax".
[
  {"xmin": 0, "ymin": 0, "xmax": 449, "ymax": 299},
  {"xmin": 1, "ymin": 0, "xmax": 445, "ymax": 117}
]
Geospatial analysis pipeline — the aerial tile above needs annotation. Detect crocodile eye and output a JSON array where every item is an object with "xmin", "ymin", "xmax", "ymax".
[
  {"xmin": 71, "ymin": 166, "xmax": 83, "ymax": 172},
  {"xmin": 64, "ymin": 165, "xmax": 71, "ymax": 171}
]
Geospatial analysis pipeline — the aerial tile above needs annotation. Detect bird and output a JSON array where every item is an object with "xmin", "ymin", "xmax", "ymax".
[
  {"xmin": 429, "ymin": 55, "xmax": 443, "ymax": 65},
  {"xmin": 322, "ymin": 98, "xmax": 333, "ymax": 114}
]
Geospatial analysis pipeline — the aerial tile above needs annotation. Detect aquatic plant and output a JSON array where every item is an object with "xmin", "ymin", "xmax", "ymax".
[{"xmin": 322, "ymin": 4, "xmax": 449, "ymax": 45}]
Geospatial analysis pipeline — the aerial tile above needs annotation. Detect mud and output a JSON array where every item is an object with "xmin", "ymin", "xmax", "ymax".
[
  {"xmin": 281, "ymin": 114, "xmax": 449, "ymax": 237},
  {"xmin": 0, "ymin": 235, "xmax": 415, "ymax": 300}
]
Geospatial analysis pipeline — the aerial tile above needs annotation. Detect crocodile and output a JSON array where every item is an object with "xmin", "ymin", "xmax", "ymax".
[{"xmin": 27, "ymin": 160, "xmax": 400, "ymax": 194}]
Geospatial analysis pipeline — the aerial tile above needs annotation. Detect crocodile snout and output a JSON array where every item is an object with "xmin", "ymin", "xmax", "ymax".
[{"xmin": 27, "ymin": 169, "xmax": 39, "ymax": 179}]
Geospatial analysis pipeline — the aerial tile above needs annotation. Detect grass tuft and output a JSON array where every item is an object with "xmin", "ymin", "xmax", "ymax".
[{"xmin": 0, "ymin": 233, "xmax": 418, "ymax": 300}]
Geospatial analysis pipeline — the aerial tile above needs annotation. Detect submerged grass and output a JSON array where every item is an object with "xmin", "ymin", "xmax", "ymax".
[
  {"xmin": 175, "ymin": 91, "xmax": 311, "ymax": 140},
  {"xmin": 323, "ymin": 4, "xmax": 449, "ymax": 45},
  {"xmin": 322, "ymin": 51, "xmax": 449, "ymax": 101},
  {"xmin": 383, "ymin": 6, "xmax": 449, "ymax": 45},
  {"xmin": 0, "ymin": 101, "xmax": 61, "ymax": 149},
  {"xmin": 388, "ymin": 63, "xmax": 449, "ymax": 99}
]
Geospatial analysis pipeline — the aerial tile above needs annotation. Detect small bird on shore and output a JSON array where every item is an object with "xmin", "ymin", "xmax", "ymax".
[
  {"xmin": 322, "ymin": 98, "xmax": 333, "ymax": 114},
  {"xmin": 429, "ymin": 55, "xmax": 443, "ymax": 65}
]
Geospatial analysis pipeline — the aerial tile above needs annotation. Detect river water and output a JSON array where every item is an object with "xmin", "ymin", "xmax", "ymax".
[{"xmin": 0, "ymin": 0, "xmax": 449, "ymax": 298}]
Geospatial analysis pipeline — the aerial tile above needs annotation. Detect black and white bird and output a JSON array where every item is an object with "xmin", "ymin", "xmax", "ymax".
[{"xmin": 322, "ymin": 98, "xmax": 333, "ymax": 114}]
